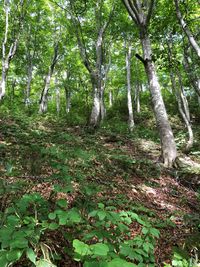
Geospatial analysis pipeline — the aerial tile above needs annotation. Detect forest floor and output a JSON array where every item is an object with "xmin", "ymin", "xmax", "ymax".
[{"xmin": 0, "ymin": 112, "xmax": 200, "ymax": 266}]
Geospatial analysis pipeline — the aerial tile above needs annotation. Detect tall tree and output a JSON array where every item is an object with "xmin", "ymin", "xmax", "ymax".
[
  {"xmin": 69, "ymin": 0, "xmax": 114, "ymax": 127},
  {"xmin": 174, "ymin": 0, "xmax": 200, "ymax": 59},
  {"xmin": 122, "ymin": 0, "xmax": 177, "ymax": 167},
  {"xmin": 125, "ymin": 38, "xmax": 134, "ymax": 132},
  {"xmin": 0, "ymin": 0, "xmax": 25, "ymax": 100}
]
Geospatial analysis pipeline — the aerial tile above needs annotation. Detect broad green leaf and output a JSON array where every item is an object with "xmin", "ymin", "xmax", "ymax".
[
  {"xmin": 107, "ymin": 258, "xmax": 136, "ymax": 267},
  {"xmin": 56, "ymin": 199, "xmax": 68, "ymax": 208},
  {"xmin": 97, "ymin": 210, "xmax": 107, "ymax": 221},
  {"xmin": 84, "ymin": 261, "xmax": 108, "ymax": 267},
  {"xmin": 26, "ymin": 248, "xmax": 36, "ymax": 264},
  {"xmin": 48, "ymin": 212, "xmax": 56, "ymax": 220},
  {"xmin": 98, "ymin": 203, "xmax": 105, "ymax": 209},
  {"xmin": 90, "ymin": 243, "xmax": 109, "ymax": 257},
  {"xmin": 67, "ymin": 209, "xmax": 81, "ymax": 223},
  {"xmin": 149, "ymin": 228, "xmax": 160, "ymax": 238},
  {"xmin": 6, "ymin": 249, "xmax": 23, "ymax": 262},
  {"xmin": 36, "ymin": 259, "xmax": 57, "ymax": 267},
  {"xmin": 88, "ymin": 210, "xmax": 98, "ymax": 217},
  {"xmin": 48, "ymin": 223, "xmax": 59, "ymax": 230},
  {"xmin": 0, "ymin": 251, "xmax": 9, "ymax": 267},
  {"xmin": 73, "ymin": 239, "xmax": 91, "ymax": 256},
  {"xmin": 141, "ymin": 227, "xmax": 149, "ymax": 235},
  {"xmin": 10, "ymin": 238, "xmax": 28, "ymax": 249}
]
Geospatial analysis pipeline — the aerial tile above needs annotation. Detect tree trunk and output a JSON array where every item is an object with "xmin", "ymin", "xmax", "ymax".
[
  {"xmin": 183, "ymin": 48, "xmax": 200, "ymax": 97},
  {"xmin": 89, "ymin": 76, "xmax": 101, "ymax": 127},
  {"xmin": 126, "ymin": 41, "xmax": 134, "ymax": 132},
  {"xmin": 55, "ymin": 77, "xmax": 60, "ymax": 115},
  {"xmin": 100, "ymin": 87, "xmax": 106, "ymax": 120},
  {"xmin": 140, "ymin": 31, "xmax": 177, "ymax": 167},
  {"xmin": 39, "ymin": 44, "xmax": 59, "ymax": 113},
  {"xmin": 177, "ymin": 71, "xmax": 193, "ymax": 151},
  {"xmin": 135, "ymin": 83, "xmax": 141, "ymax": 113},
  {"xmin": 174, "ymin": 0, "xmax": 200, "ymax": 58},
  {"xmin": 25, "ymin": 62, "xmax": 33, "ymax": 105},
  {"xmin": 109, "ymin": 90, "xmax": 113, "ymax": 107},
  {"xmin": 39, "ymin": 69, "xmax": 52, "ymax": 113},
  {"xmin": 0, "ymin": 67, "xmax": 7, "ymax": 100}
]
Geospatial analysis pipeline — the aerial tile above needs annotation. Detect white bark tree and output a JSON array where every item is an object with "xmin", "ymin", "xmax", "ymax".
[
  {"xmin": 167, "ymin": 39, "xmax": 193, "ymax": 151},
  {"xmin": 69, "ymin": 0, "xmax": 114, "ymax": 127},
  {"xmin": 174, "ymin": 0, "xmax": 200, "ymax": 59},
  {"xmin": 39, "ymin": 43, "xmax": 59, "ymax": 113},
  {"xmin": 0, "ymin": 0, "xmax": 24, "ymax": 100},
  {"xmin": 125, "ymin": 40, "xmax": 135, "ymax": 131},
  {"xmin": 122, "ymin": 0, "xmax": 177, "ymax": 167}
]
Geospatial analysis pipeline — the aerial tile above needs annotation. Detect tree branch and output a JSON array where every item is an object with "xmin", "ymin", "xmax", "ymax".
[{"xmin": 135, "ymin": 53, "xmax": 146, "ymax": 65}]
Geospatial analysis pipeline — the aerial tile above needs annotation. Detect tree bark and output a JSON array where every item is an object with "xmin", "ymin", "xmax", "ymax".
[
  {"xmin": 140, "ymin": 31, "xmax": 177, "ymax": 167},
  {"xmin": 89, "ymin": 75, "xmax": 101, "ymax": 126},
  {"xmin": 109, "ymin": 90, "xmax": 113, "ymax": 107},
  {"xmin": 55, "ymin": 77, "xmax": 60, "ymax": 115},
  {"xmin": 39, "ymin": 44, "xmax": 59, "ymax": 113},
  {"xmin": 125, "ymin": 41, "xmax": 135, "ymax": 132},
  {"xmin": 25, "ymin": 61, "xmax": 33, "ymax": 105}
]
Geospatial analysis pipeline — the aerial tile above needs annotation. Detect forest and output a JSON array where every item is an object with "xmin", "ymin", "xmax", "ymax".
[{"xmin": 0, "ymin": 0, "xmax": 200, "ymax": 266}]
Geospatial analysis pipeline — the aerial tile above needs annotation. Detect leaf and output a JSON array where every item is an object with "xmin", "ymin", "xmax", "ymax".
[
  {"xmin": 48, "ymin": 223, "xmax": 59, "ymax": 230},
  {"xmin": 88, "ymin": 210, "xmax": 98, "ymax": 218},
  {"xmin": 149, "ymin": 228, "xmax": 160, "ymax": 238},
  {"xmin": 48, "ymin": 212, "xmax": 56, "ymax": 220},
  {"xmin": 67, "ymin": 209, "xmax": 81, "ymax": 223},
  {"xmin": 90, "ymin": 243, "xmax": 109, "ymax": 257},
  {"xmin": 107, "ymin": 258, "xmax": 136, "ymax": 267},
  {"xmin": 56, "ymin": 199, "xmax": 68, "ymax": 208},
  {"xmin": 73, "ymin": 239, "xmax": 91, "ymax": 256},
  {"xmin": 97, "ymin": 210, "xmax": 107, "ymax": 221},
  {"xmin": 6, "ymin": 249, "xmax": 23, "ymax": 262},
  {"xmin": 84, "ymin": 261, "xmax": 108, "ymax": 267},
  {"xmin": 26, "ymin": 248, "xmax": 36, "ymax": 264},
  {"xmin": 141, "ymin": 227, "xmax": 149, "ymax": 235},
  {"xmin": 98, "ymin": 203, "xmax": 105, "ymax": 209},
  {"xmin": 0, "ymin": 251, "xmax": 9, "ymax": 267},
  {"xmin": 10, "ymin": 238, "xmax": 28, "ymax": 249},
  {"xmin": 36, "ymin": 259, "xmax": 57, "ymax": 267},
  {"xmin": 143, "ymin": 243, "xmax": 151, "ymax": 253}
]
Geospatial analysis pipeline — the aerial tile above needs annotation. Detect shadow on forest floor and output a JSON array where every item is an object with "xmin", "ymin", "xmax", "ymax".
[{"xmin": 0, "ymin": 114, "xmax": 200, "ymax": 266}]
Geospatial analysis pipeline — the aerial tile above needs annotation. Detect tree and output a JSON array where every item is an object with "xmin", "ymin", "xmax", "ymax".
[
  {"xmin": 0, "ymin": 0, "xmax": 25, "ymax": 100},
  {"xmin": 174, "ymin": 0, "xmax": 200, "ymax": 59},
  {"xmin": 122, "ymin": 0, "xmax": 177, "ymax": 167},
  {"xmin": 69, "ymin": 0, "xmax": 114, "ymax": 127},
  {"xmin": 125, "ymin": 38, "xmax": 134, "ymax": 132}
]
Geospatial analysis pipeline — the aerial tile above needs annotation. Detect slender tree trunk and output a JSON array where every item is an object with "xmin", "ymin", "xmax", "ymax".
[
  {"xmin": 135, "ymin": 82, "xmax": 141, "ymax": 113},
  {"xmin": 109, "ymin": 90, "xmax": 113, "ymax": 107},
  {"xmin": 174, "ymin": 0, "xmax": 200, "ymax": 58},
  {"xmin": 39, "ymin": 44, "xmax": 59, "ymax": 113},
  {"xmin": 183, "ymin": 47, "xmax": 200, "ymax": 97},
  {"xmin": 39, "ymin": 68, "xmax": 52, "ymax": 113},
  {"xmin": 0, "ymin": 0, "xmax": 23, "ymax": 100},
  {"xmin": 55, "ymin": 77, "xmax": 60, "ymax": 115},
  {"xmin": 170, "ymin": 68, "xmax": 193, "ymax": 151},
  {"xmin": 25, "ymin": 62, "xmax": 33, "ymax": 105},
  {"xmin": 140, "ymin": 31, "xmax": 177, "ymax": 166},
  {"xmin": 89, "ymin": 76, "xmax": 101, "ymax": 126},
  {"xmin": 177, "ymin": 71, "xmax": 193, "ymax": 151},
  {"xmin": 126, "ymin": 41, "xmax": 134, "ymax": 132},
  {"xmin": 100, "ymin": 87, "xmax": 106, "ymax": 120}
]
